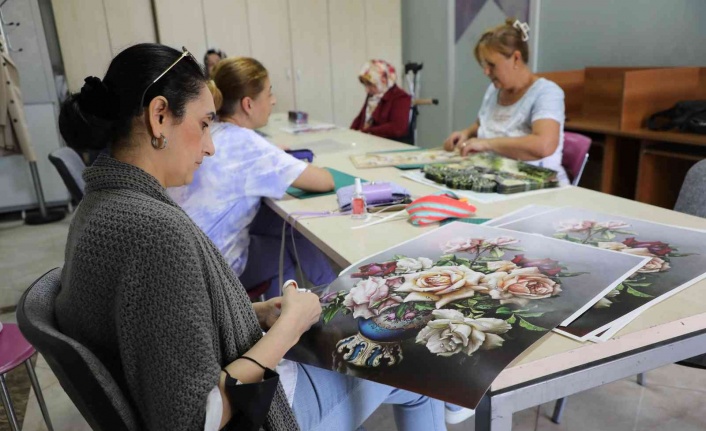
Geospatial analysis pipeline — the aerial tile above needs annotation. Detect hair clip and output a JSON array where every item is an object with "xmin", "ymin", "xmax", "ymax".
[{"xmin": 513, "ymin": 20, "xmax": 530, "ymax": 42}]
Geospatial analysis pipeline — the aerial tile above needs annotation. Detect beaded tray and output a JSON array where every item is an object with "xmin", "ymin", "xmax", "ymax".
[{"xmin": 422, "ymin": 153, "xmax": 560, "ymax": 194}]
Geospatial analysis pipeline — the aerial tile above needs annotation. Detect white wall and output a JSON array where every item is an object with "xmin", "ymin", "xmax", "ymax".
[
  {"xmin": 535, "ymin": 0, "xmax": 706, "ymax": 72},
  {"xmin": 402, "ymin": 0, "xmax": 524, "ymax": 147},
  {"xmin": 401, "ymin": 0, "xmax": 453, "ymax": 148},
  {"xmin": 452, "ymin": 1, "xmax": 508, "ymax": 133}
]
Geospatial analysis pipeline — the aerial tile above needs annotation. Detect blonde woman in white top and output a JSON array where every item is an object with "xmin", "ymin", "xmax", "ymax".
[{"xmin": 444, "ymin": 18, "xmax": 568, "ymax": 185}]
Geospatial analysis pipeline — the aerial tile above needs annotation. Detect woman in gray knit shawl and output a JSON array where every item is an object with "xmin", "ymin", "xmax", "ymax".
[{"xmin": 55, "ymin": 43, "xmax": 450, "ymax": 431}]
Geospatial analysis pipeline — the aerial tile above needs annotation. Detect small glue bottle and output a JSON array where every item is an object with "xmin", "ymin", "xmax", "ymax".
[{"xmin": 351, "ymin": 177, "xmax": 367, "ymax": 219}]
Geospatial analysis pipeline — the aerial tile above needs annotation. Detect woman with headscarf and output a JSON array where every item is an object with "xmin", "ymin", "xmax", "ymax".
[{"xmin": 351, "ymin": 59, "xmax": 411, "ymax": 141}]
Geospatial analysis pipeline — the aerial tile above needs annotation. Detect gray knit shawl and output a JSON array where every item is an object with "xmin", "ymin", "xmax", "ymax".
[{"xmin": 56, "ymin": 155, "xmax": 299, "ymax": 431}]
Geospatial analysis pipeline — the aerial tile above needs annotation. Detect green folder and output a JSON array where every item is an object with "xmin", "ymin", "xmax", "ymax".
[
  {"xmin": 286, "ymin": 167, "xmax": 361, "ymax": 199},
  {"xmin": 440, "ymin": 217, "xmax": 491, "ymax": 226}
]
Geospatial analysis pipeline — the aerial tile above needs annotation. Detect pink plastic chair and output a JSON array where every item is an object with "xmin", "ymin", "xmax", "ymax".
[
  {"xmin": 562, "ymin": 132, "xmax": 592, "ymax": 186},
  {"xmin": 0, "ymin": 323, "xmax": 54, "ymax": 431}
]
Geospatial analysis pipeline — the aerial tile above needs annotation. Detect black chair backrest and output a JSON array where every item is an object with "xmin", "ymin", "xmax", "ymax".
[
  {"xmin": 675, "ymin": 159, "xmax": 706, "ymax": 218},
  {"xmin": 394, "ymin": 106, "xmax": 419, "ymax": 146},
  {"xmin": 673, "ymin": 159, "xmax": 706, "ymax": 370},
  {"xmin": 48, "ymin": 147, "xmax": 86, "ymax": 204},
  {"xmin": 17, "ymin": 268, "xmax": 140, "ymax": 431}
]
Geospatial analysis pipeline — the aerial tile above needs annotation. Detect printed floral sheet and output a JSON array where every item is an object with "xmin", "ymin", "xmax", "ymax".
[
  {"xmin": 495, "ymin": 207, "xmax": 706, "ymax": 341},
  {"xmin": 483, "ymin": 205, "xmax": 556, "ymax": 227},
  {"xmin": 286, "ymin": 222, "xmax": 645, "ymax": 408},
  {"xmin": 350, "ymin": 149, "xmax": 465, "ymax": 169}
]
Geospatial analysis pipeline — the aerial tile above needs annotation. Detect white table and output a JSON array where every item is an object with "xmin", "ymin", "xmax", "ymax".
[{"xmin": 259, "ymin": 114, "xmax": 706, "ymax": 430}]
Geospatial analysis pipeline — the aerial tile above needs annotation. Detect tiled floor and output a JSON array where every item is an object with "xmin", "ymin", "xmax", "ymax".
[
  {"xmin": 2, "ymin": 217, "xmax": 706, "ymax": 431},
  {"xmin": 0, "ymin": 214, "xmax": 72, "ymax": 310}
]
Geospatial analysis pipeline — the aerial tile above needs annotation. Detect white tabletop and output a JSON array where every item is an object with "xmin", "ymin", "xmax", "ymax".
[{"xmin": 260, "ymin": 113, "xmax": 706, "ymax": 391}]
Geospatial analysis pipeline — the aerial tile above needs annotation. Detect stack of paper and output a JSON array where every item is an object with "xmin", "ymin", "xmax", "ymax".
[{"xmin": 486, "ymin": 205, "xmax": 706, "ymax": 342}]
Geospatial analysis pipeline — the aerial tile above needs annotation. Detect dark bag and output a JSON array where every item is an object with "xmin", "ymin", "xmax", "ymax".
[
  {"xmin": 647, "ymin": 100, "xmax": 706, "ymax": 134},
  {"xmin": 285, "ymin": 149, "xmax": 314, "ymax": 163},
  {"xmin": 224, "ymin": 367, "xmax": 280, "ymax": 431}
]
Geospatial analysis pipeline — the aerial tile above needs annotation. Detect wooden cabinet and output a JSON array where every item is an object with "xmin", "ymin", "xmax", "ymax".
[
  {"xmin": 203, "ymin": 0, "xmax": 251, "ymax": 58},
  {"xmin": 364, "ymin": 0, "xmax": 403, "ymax": 79},
  {"xmin": 104, "ymin": 0, "xmax": 156, "ymax": 56},
  {"xmin": 328, "ymin": 0, "xmax": 403, "ymax": 127},
  {"xmin": 51, "ymin": 0, "xmax": 113, "ymax": 92},
  {"xmin": 153, "ymin": 0, "xmax": 207, "ymax": 53},
  {"xmin": 329, "ymin": 0, "xmax": 368, "ymax": 128},
  {"xmin": 52, "ymin": 0, "xmax": 156, "ymax": 92},
  {"xmin": 247, "ymin": 0, "xmax": 296, "ymax": 113},
  {"xmin": 51, "ymin": 0, "xmax": 401, "ymax": 124},
  {"xmin": 289, "ymin": 0, "xmax": 334, "ymax": 123}
]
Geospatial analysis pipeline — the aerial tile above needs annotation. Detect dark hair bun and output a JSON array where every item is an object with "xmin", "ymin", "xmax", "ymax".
[
  {"xmin": 78, "ymin": 76, "xmax": 120, "ymax": 121},
  {"xmin": 59, "ymin": 86, "xmax": 112, "ymax": 151}
]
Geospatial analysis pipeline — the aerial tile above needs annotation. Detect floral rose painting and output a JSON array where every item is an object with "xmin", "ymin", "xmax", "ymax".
[
  {"xmin": 494, "ymin": 207, "xmax": 704, "ymax": 341},
  {"xmin": 321, "ymin": 233, "xmax": 582, "ymax": 361},
  {"xmin": 287, "ymin": 223, "xmax": 645, "ymax": 409}
]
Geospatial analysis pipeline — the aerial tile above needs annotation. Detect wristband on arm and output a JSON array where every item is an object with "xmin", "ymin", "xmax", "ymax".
[{"xmin": 222, "ymin": 356, "xmax": 280, "ymax": 431}]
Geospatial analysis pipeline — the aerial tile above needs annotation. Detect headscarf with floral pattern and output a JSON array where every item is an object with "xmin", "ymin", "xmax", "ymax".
[{"xmin": 359, "ymin": 59, "xmax": 398, "ymax": 128}]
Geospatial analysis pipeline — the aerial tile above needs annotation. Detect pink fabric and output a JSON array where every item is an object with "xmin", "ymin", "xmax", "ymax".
[
  {"xmin": 562, "ymin": 132, "xmax": 591, "ymax": 183},
  {"xmin": 0, "ymin": 323, "xmax": 35, "ymax": 374}
]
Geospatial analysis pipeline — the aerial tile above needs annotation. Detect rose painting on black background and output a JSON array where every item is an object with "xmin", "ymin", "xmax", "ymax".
[
  {"xmin": 286, "ymin": 222, "xmax": 645, "ymax": 408},
  {"xmin": 496, "ymin": 207, "xmax": 706, "ymax": 341}
]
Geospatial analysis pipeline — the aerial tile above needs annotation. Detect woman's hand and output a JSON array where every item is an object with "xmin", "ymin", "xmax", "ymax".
[
  {"xmin": 459, "ymin": 138, "xmax": 491, "ymax": 156},
  {"xmin": 443, "ymin": 130, "xmax": 470, "ymax": 151},
  {"xmin": 278, "ymin": 283, "xmax": 322, "ymax": 340},
  {"xmin": 254, "ymin": 297, "xmax": 283, "ymax": 330}
]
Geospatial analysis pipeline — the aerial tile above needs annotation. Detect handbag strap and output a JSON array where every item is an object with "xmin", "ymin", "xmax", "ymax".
[
  {"xmin": 278, "ymin": 210, "xmax": 344, "ymax": 295},
  {"xmin": 279, "ymin": 216, "xmax": 305, "ymax": 295}
]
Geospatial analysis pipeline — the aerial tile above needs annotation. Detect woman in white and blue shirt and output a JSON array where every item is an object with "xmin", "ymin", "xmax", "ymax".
[{"xmin": 169, "ymin": 57, "xmax": 336, "ymax": 297}]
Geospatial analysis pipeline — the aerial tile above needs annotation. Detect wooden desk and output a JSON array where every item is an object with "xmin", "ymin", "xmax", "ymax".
[
  {"xmin": 542, "ymin": 67, "xmax": 706, "ymax": 208},
  {"xmin": 259, "ymin": 114, "xmax": 706, "ymax": 430},
  {"xmin": 565, "ymin": 116, "xmax": 706, "ymax": 207}
]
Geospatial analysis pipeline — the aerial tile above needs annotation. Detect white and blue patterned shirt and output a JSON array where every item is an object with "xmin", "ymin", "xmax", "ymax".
[{"xmin": 168, "ymin": 122, "xmax": 307, "ymax": 275}]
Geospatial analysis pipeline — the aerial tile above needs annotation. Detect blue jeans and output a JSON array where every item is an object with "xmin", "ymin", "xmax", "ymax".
[{"xmin": 292, "ymin": 364, "xmax": 447, "ymax": 431}]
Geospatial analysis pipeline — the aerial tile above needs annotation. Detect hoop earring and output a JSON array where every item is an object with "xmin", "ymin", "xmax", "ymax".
[{"xmin": 151, "ymin": 133, "xmax": 167, "ymax": 150}]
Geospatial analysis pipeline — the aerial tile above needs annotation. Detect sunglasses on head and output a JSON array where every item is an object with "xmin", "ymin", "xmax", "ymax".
[{"xmin": 140, "ymin": 46, "xmax": 200, "ymax": 107}]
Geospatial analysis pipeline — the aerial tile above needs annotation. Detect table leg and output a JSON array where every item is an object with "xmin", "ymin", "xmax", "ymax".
[
  {"xmin": 600, "ymin": 135, "xmax": 640, "ymax": 198},
  {"xmin": 476, "ymin": 330, "xmax": 706, "ymax": 431},
  {"xmin": 475, "ymin": 394, "xmax": 513, "ymax": 431}
]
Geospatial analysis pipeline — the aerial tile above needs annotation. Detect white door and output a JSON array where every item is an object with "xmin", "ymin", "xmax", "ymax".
[
  {"xmin": 328, "ymin": 0, "xmax": 368, "ymax": 127},
  {"xmin": 153, "ymin": 0, "xmax": 208, "ymax": 56},
  {"xmin": 364, "ymin": 0, "xmax": 403, "ymax": 87},
  {"xmin": 288, "ymin": 0, "xmax": 334, "ymax": 123},
  {"xmin": 202, "ymin": 0, "xmax": 251, "ymax": 59},
  {"xmin": 51, "ymin": 0, "xmax": 113, "ymax": 92},
  {"xmin": 104, "ymin": 0, "xmax": 157, "ymax": 56},
  {"xmin": 247, "ymin": 0, "xmax": 296, "ymax": 114}
]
